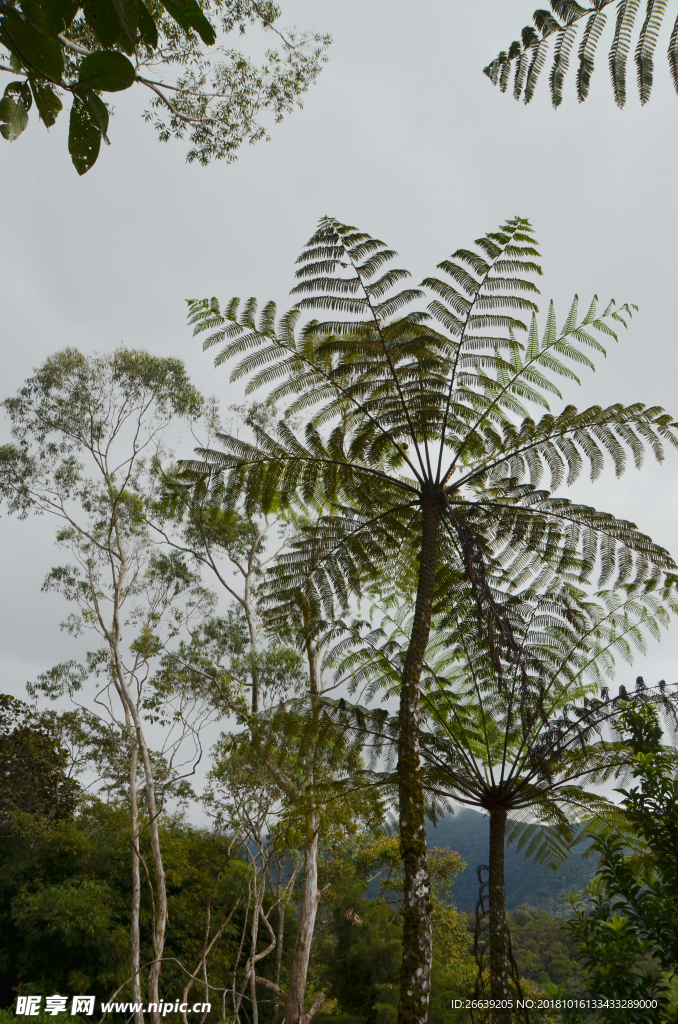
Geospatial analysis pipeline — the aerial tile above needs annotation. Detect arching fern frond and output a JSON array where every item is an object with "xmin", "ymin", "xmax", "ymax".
[{"xmin": 485, "ymin": 0, "xmax": 677, "ymax": 108}]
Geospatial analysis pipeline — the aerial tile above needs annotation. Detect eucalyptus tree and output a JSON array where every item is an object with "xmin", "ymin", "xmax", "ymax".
[
  {"xmin": 0, "ymin": 348, "xmax": 216, "ymax": 1023},
  {"xmin": 158, "ymin": 426, "xmax": 343, "ymax": 1022},
  {"xmin": 0, "ymin": 0, "xmax": 330, "ymax": 173},
  {"xmin": 154, "ymin": 404, "xmax": 298, "ymax": 715},
  {"xmin": 206, "ymin": 687, "xmax": 381, "ymax": 1024},
  {"xmin": 485, "ymin": 0, "xmax": 678, "ymax": 109},
  {"xmin": 336, "ymin": 568, "xmax": 678, "ymax": 1021},
  {"xmin": 162, "ymin": 578, "xmax": 368, "ymax": 1024},
  {"xmin": 185, "ymin": 214, "xmax": 678, "ymax": 1024}
]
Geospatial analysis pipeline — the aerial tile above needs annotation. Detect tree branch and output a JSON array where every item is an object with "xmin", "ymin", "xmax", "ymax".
[
  {"xmin": 58, "ymin": 34, "xmax": 91, "ymax": 56},
  {"xmin": 304, "ymin": 993, "xmax": 326, "ymax": 1022},
  {"xmin": 254, "ymin": 977, "xmax": 286, "ymax": 1002}
]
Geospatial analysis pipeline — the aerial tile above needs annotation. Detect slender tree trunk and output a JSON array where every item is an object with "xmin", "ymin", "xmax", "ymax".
[
  {"xmin": 488, "ymin": 806, "xmax": 511, "ymax": 1024},
  {"xmin": 397, "ymin": 495, "xmax": 440, "ymax": 1024},
  {"xmin": 137, "ymin": 727, "xmax": 167, "ymax": 1024},
  {"xmin": 110, "ymin": 552, "xmax": 168, "ymax": 1024},
  {"xmin": 248, "ymin": 617, "xmax": 260, "ymax": 714},
  {"xmin": 250, "ymin": 876, "xmax": 261, "ymax": 1024},
  {"xmin": 284, "ymin": 815, "xmax": 319, "ymax": 1024},
  {"xmin": 116, "ymin": 654, "xmax": 167, "ymax": 1024},
  {"xmin": 130, "ymin": 739, "xmax": 143, "ymax": 1024},
  {"xmin": 273, "ymin": 884, "xmax": 285, "ymax": 1020}
]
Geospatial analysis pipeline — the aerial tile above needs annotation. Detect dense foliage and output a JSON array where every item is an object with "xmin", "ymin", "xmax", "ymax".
[
  {"xmin": 0, "ymin": 0, "xmax": 330, "ymax": 172},
  {"xmin": 507, "ymin": 906, "xmax": 585, "ymax": 994},
  {"xmin": 567, "ymin": 705, "xmax": 678, "ymax": 1022},
  {"xmin": 0, "ymin": 724, "xmax": 476, "ymax": 1023}
]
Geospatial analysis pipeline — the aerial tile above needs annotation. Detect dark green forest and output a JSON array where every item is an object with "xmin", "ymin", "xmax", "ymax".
[{"xmin": 430, "ymin": 811, "xmax": 598, "ymax": 916}]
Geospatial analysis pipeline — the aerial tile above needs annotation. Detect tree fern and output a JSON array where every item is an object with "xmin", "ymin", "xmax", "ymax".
[
  {"xmin": 185, "ymin": 214, "xmax": 678, "ymax": 1024},
  {"xmin": 485, "ymin": 0, "xmax": 677, "ymax": 107},
  {"xmin": 323, "ymin": 572, "xmax": 678, "ymax": 1000}
]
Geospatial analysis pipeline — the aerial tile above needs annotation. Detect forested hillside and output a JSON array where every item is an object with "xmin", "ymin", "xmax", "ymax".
[{"xmin": 430, "ymin": 809, "xmax": 598, "ymax": 914}]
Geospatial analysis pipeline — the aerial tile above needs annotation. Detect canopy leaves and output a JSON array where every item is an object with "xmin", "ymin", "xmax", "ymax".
[{"xmin": 0, "ymin": 0, "xmax": 330, "ymax": 172}]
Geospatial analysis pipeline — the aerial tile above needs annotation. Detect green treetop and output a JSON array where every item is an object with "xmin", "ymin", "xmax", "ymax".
[{"xmin": 0, "ymin": 0, "xmax": 330, "ymax": 173}]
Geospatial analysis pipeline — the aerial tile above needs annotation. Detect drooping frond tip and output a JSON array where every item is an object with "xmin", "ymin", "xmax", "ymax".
[{"xmin": 484, "ymin": 0, "xmax": 677, "ymax": 108}]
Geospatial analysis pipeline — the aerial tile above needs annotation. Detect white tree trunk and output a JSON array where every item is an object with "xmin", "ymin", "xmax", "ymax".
[
  {"xmin": 115, "ymin": 651, "xmax": 168, "ymax": 1024},
  {"xmin": 284, "ymin": 819, "xmax": 319, "ymax": 1024},
  {"xmin": 130, "ymin": 739, "xmax": 143, "ymax": 1024}
]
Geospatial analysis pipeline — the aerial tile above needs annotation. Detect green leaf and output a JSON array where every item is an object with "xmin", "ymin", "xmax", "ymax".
[
  {"xmin": 72, "ymin": 83, "xmax": 109, "ymax": 140},
  {"xmin": 30, "ymin": 77, "xmax": 63, "ymax": 126},
  {"xmin": 0, "ymin": 11, "xmax": 64, "ymax": 81},
  {"xmin": 19, "ymin": 0, "xmax": 48, "ymax": 32},
  {"xmin": 81, "ymin": 0, "xmax": 131, "ymax": 52},
  {"xmin": 20, "ymin": 0, "xmax": 78, "ymax": 35},
  {"xmin": 2, "ymin": 79, "xmax": 32, "ymax": 111},
  {"xmin": 68, "ymin": 97, "xmax": 101, "ymax": 175},
  {"xmin": 137, "ymin": 0, "xmax": 158, "ymax": 48},
  {"xmin": 160, "ymin": 0, "xmax": 216, "ymax": 45},
  {"xmin": 0, "ymin": 101, "xmax": 28, "ymax": 142},
  {"xmin": 78, "ymin": 50, "xmax": 135, "ymax": 92},
  {"xmin": 41, "ymin": 0, "xmax": 79, "ymax": 35},
  {"xmin": 0, "ymin": 81, "xmax": 31, "ymax": 141},
  {"xmin": 112, "ymin": 0, "xmax": 138, "ymax": 40}
]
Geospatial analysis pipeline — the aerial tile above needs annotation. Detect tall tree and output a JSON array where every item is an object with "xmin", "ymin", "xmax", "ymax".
[
  {"xmin": 335, "ymin": 571, "xmax": 678, "ymax": 1019},
  {"xmin": 185, "ymin": 215, "xmax": 678, "ymax": 1024},
  {"xmin": 160, "ymin": 583, "xmax": 371, "ymax": 1023},
  {"xmin": 0, "ymin": 348, "xmax": 213, "ymax": 1023},
  {"xmin": 484, "ymin": 0, "xmax": 678, "ymax": 109},
  {"xmin": 0, "ymin": 0, "xmax": 329, "ymax": 173},
  {"xmin": 154, "ymin": 403, "xmax": 296, "ymax": 716},
  {"xmin": 158, "ymin": 404, "xmax": 371, "ymax": 1021}
]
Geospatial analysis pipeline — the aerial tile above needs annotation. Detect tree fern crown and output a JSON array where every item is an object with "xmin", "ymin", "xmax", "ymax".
[{"xmin": 186, "ymin": 215, "xmax": 676, "ymax": 625}]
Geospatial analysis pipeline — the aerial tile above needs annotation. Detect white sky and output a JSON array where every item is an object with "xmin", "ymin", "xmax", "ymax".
[{"xmin": 3, "ymin": 0, "xmax": 678, "ymax": 705}]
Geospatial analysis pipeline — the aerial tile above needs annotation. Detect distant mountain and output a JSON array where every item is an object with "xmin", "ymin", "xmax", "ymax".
[{"xmin": 427, "ymin": 808, "xmax": 598, "ymax": 915}]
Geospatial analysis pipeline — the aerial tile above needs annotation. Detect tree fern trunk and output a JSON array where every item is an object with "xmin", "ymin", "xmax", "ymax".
[
  {"xmin": 397, "ymin": 495, "xmax": 440, "ymax": 1024},
  {"xmin": 488, "ymin": 805, "xmax": 511, "ymax": 1024}
]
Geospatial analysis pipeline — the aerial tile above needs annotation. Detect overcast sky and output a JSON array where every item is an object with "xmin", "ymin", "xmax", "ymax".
[{"xmin": 3, "ymin": 0, "xmax": 678, "ymax": 704}]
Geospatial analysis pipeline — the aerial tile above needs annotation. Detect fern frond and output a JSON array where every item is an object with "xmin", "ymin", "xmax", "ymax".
[
  {"xmin": 578, "ymin": 8, "xmax": 608, "ymax": 100},
  {"xmin": 636, "ymin": 0, "xmax": 668, "ymax": 103},
  {"xmin": 668, "ymin": 11, "xmax": 678, "ymax": 91},
  {"xmin": 610, "ymin": 0, "xmax": 642, "ymax": 107},
  {"xmin": 485, "ymin": 0, "xmax": 678, "ymax": 107},
  {"xmin": 550, "ymin": 22, "xmax": 579, "ymax": 106}
]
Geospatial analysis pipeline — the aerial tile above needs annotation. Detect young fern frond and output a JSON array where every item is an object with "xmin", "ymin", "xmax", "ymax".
[{"xmin": 485, "ymin": 0, "xmax": 678, "ymax": 108}]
